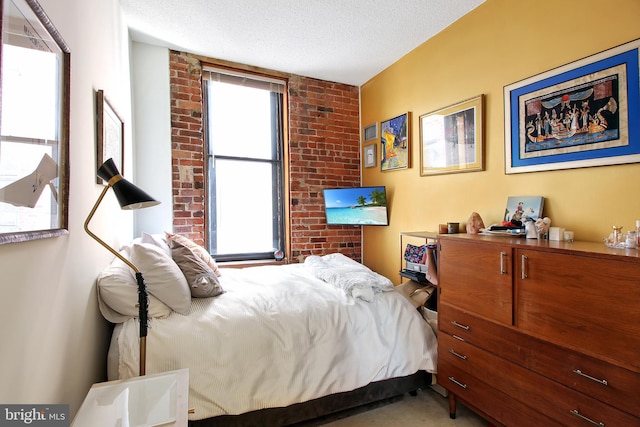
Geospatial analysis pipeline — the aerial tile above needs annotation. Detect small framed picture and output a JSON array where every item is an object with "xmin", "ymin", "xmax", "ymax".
[
  {"xmin": 96, "ymin": 89, "xmax": 124, "ymax": 184},
  {"xmin": 504, "ymin": 196, "xmax": 544, "ymax": 223},
  {"xmin": 380, "ymin": 112, "xmax": 411, "ymax": 171},
  {"xmin": 363, "ymin": 122, "xmax": 378, "ymax": 142},
  {"xmin": 364, "ymin": 144, "xmax": 376, "ymax": 168}
]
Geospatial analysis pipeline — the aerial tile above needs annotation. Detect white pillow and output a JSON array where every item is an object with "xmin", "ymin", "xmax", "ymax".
[
  {"xmin": 130, "ymin": 242, "xmax": 191, "ymax": 315},
  {"xmin": 141, "ymin": 232, "xmax": 172, "ymax": 257},
  {"xmin": 97, "ymin": 246, "xmax": 173, "ymax": 323}
]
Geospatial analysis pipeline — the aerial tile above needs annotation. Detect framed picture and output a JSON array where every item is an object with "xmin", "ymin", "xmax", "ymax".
[
  {"xmin": 504, "ymin": 38, "xmax": 640, "ymax": 174},
  {"xmin": 419, "ymin": 95, "xmax": 484, "ymax": 176},
  {"xmin": 363, "ymin": 144, "xmax": 376, "ymax": 168},
  {"xmin": 96, "ymin": 89, "xmax": 125, "ymax": 184},
  {"xmin": 363, "ymin": 122, "xmax": 378, "ymax": 142},
  {"xmin": 380, "ymin": 112, "xmax": 410, "ymax": 171},
  {"xmin": 504, "ymin": 196, "xmax": 544, "ymax": 224}
]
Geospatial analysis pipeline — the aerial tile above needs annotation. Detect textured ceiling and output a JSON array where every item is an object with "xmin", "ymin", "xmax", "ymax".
[{"xmin": 119, "ymin": 0, "xmax": 485, "ymax": 86}]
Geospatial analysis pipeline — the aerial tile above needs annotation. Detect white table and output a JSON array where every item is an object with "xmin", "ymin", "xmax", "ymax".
[{"xmin": 72, "ymin": 369, "xmax": 189, "ymax": 427}]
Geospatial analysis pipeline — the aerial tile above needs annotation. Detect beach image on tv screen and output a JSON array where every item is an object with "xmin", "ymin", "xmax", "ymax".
[{"xmin": 323, "ymin": 187, "xmax": 388, "ymax": 225}]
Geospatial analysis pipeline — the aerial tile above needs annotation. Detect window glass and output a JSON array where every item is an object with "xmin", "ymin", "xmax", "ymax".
[
  {"xmin": 1, "ymin": 44, "xmax": 59, "ymax": 139},
  {"xmin": 208, "ymin": 81, "xmax": 273, "ymax": 159},
  {"xmin": 204, "ymin": 68, "xmax": 285, "ymax": 261},
  {"xmin": 213, "ymin": 159, "xmax": 275, "ymax": 254}
]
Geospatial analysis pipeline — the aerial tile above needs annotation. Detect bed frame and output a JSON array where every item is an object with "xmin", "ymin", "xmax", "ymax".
[{"xmin": 189, "ymin": 371, "xmax": 431, "ymax": 426}]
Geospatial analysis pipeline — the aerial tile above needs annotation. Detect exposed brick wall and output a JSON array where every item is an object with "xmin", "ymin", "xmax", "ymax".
[
  {"xmin": 288, "ymin": 76, "xmax": 361, "ymax": 262},
  {"xmin": 169, "ymin": 51, "xmax": 206, "ymax": 246},
  {"xmin": 169, "ymin": 51, "xmax": 361, "ymax": 262}
]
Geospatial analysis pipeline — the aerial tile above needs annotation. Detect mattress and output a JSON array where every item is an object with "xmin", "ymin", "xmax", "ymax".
[{"xmin": 107, "ymin": 261, "xmax": 437, "ymax": 421}]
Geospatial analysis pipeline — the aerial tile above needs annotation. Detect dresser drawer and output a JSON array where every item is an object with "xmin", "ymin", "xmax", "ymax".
[
  {"xmin": 439, "ymin": 302, "xmax": 517, "ymax": 355},
  {"xmin": 439, "ymin": 332, "xmax": 640, "ymax": 426},
  {"xmin": 439, "ymin": 303, "xmax": 640, "ymax": 416},
  {"xmin": 438, "ymin": 302, "xmax": 494, "ymax": 343},
  {"xmin": 438, "ymin": 361, "xmax": 557, "ymax": 427}
]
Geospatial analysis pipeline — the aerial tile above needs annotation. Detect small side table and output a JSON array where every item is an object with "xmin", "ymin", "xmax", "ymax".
[
  {"xmin": 72, "ymin": 368, "xmax": 189, "ymax": 427},
  {"xmin": 399, "ymin": 231, "xmax": 439, "ymax": 282}
]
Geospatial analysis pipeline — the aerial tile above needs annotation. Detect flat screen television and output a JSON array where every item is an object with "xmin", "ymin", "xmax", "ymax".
[{"xmin": 323, "ymin": 186, "xmax": 389, "ymax": 226}]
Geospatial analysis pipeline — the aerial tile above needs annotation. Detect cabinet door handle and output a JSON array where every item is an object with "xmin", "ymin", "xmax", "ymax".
[
  {"xmin": 449, "ymin": 349, "xmax": 468, "ymax": 360},
  {"xmin": 448, "ymin": 376, "xmax": 468, "ymax": 389},
  {"xmin": 570, "ymin": 409, "xmax": 605, "ymax": 426},
  {"xmin": 451, "ymin": 321, "xmax": 470, "ymax": 331},
  {"xmin": 521, "ymin": 254, "xmax": 528, "ymax": 279},
  {"xmin": 573, "ymin": 369, "xmax": 608, "ymax": 386},
  {"xmin": 500, "ymin": 251, "xmax": 507, "ymax": 274}
]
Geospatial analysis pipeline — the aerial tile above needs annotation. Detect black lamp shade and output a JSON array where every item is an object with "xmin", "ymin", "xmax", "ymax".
[{"xmin": 98, "ymin": 158, "xmax": 160, "ymax": 210}]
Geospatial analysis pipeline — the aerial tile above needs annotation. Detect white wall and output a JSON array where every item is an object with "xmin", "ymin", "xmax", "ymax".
[
  {"xmin": 0, "ymin": 0, "xmax": 136, "ymax": 417},
  {"xmin": 131, "ymin": 42, "xmax": 174, "ymax": 235}
]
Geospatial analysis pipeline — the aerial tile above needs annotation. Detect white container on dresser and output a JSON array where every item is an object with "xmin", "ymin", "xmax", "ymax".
[{"xmin": 437, "ymin": 234, "xmax": 640, "ymax": 427}]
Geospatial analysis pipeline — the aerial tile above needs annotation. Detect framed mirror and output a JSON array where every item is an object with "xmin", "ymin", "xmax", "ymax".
[{"xmin": 0, "ymin": 0, "xmax": 70, "ymax": 244}]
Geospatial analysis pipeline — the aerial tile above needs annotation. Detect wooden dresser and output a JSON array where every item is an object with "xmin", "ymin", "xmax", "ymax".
[{"xmin": 437, "ymin": 234, "xmax": 640, "ymax": 427}]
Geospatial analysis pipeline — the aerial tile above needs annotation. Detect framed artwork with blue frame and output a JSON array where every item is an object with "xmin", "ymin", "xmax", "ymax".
[{"xmin": 504, "ymin": 38, "xmax": 640, "ymax": 174}]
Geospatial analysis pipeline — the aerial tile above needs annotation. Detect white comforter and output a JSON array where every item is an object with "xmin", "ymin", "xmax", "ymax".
[
  {"xmin": 304, "ymin": 253, "xmax": 395, "ymax": 301},
  {"xmin": 108, "ymin": 260, "xmax": 437, "ymax": 421}
]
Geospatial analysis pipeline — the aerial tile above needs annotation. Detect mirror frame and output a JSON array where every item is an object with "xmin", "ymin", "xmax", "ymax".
[{"xmin": 0, "ymin": 0, "xmax": 70, "ymax": 245}]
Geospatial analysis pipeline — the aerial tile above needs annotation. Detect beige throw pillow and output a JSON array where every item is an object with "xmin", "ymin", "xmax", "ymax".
[
  {"xmin": 165, "ymin": 231, "xmax": 221, "ymax": 277},
  {"xmin": 171, "ymin": 240, "xmax": 225, "ymax": 298}
]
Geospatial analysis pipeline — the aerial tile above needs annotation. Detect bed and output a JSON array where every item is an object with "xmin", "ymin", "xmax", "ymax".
[{"xmin": 98, "ymin": 233, "xmax": 438, "ymax": 426}]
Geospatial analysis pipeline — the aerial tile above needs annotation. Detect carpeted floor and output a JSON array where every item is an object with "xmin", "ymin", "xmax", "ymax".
[{"xmin": 294, "ymin": 387, "xmax": 488, "ymax": 426}]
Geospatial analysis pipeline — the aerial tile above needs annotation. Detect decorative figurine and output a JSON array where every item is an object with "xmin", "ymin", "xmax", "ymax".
[
  {"xmin": 535, "ymin": 217, "xmax": 551, "ymax": 238},
  {"xmin": 466, "ymin": 212, "xmax": 485, "ymax": 234}
]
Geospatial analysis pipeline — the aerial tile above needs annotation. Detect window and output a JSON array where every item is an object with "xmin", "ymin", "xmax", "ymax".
[{"xmin": 203, "ymin": 68, "xmax": 285, "ymax": 262}]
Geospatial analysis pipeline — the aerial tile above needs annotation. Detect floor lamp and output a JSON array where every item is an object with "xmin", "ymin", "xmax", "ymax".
[{"xmin": 84, "ymin": 158, "xmax": 160, "ymax": 376}]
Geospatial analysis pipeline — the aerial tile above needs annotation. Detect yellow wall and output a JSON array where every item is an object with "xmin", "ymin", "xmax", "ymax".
[{"xmin": 360, "ymin": 0, "xmax": 640, "ymax": 282}]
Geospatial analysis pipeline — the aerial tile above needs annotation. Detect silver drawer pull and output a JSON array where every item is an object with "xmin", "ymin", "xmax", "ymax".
[
  {"xmin": 451, "ymin": 321, "xmax": 470, "ymax": 330},
  {"xmin": 448, "ymin": 376, "xmax": 468, "ymax": 389},
  {"xmin": 521, "ymin": 254, "xmax": 528, "ymax": 279},
  {"xmin": 570, "ymin": 409, "xmax": 605, "ymax": 426},
  {"xmin": 499, "ymin": 251, "xmax": 507, "ymax": 274},
  {"xmin": 573, "ymin": 369, "xmax": 608, "ymax": 386},
  {"xmin": 452, "ymin": 334, "xmax": 465, "ymax": 342},
  {"xmin": 449, "ymin": 349, "xmax": 467, "ymax": 360}
]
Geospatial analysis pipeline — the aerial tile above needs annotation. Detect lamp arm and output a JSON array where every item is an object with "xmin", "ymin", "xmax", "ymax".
[
  {"xmin": 85, "ymin": 184, "xmax": 148, "ymax": 375},
  {"xmin": 84, "ymin": 185, "xmax": 140, "ymax": 273}
]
